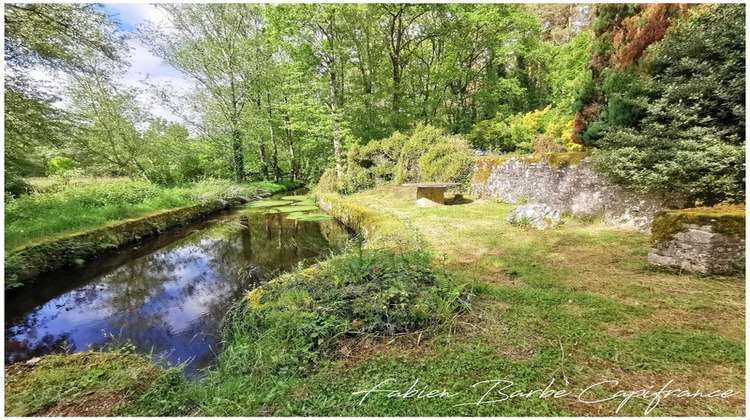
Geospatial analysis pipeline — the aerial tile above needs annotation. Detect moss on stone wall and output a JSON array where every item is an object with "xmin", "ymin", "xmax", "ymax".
[
  {"xmin": 651, "ymin": 205, "xmax": 746, "ymax": 244},
  {"xmin": 545, "ymin": 151, "xmax": 592, "ymax": 168},
  {"xmin": 472, "ymin": 152, "xmax": 592, "ymax": 185}
]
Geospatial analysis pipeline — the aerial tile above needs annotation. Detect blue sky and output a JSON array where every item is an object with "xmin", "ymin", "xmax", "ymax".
[{"xmin": 97, "ymin": 3, "xmax": 189, "ymax": 122}]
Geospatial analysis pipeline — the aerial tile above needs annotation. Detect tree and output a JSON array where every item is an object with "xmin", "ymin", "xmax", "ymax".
[
  {"xmin": 66, "ymin": 56, "xmax": 150, "ymax": 180},
  {"xmin": 266, "ymin": 4, "xmax": 355, "ymax": 177},
  {"xmin": 4, "ymin": 3, "xmax": 124, "ymax": 192},
  {"xmin": 144, "ymin": 4, "xmax": 267, "ymax": 181},
  {"xmin": 594, "ymin": 4, "xmax": 745, "ymax": 205}
]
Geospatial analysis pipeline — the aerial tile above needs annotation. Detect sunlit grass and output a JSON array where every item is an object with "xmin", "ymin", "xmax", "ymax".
[
  {"xmin": 8, "ymin": 184, "xmax": 743, "ymax": 416},
  {"xmin": 5, "ymin": 178, "xmax": 298, "ymax": 250}
]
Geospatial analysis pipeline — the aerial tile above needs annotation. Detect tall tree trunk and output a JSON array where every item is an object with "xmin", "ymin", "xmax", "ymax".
[
  {"xmin": 135, "ymin": 160, "xmax": 151, "ymax": 183},
  {"xmin": 267, "ymin": 94, "xmax": 281, "ymax": 181},
  {"xmin": 288, "ymin": 140, "xmax": 297, "ymax": 181},
  {"xmin": 391, "ymin": 54, "xmax": 401, "ymax": 128},
  {"xmin": 269, "ymin": 126, "xmax": 280, "ymax": 181},
  {"xmin": 258, "ymin": 140, "xmax": 269, "ymax": 181},
  {"xmin": 231, "ymin": 128, "xmax": 244, "ymax": 182},
  {"xmin": 283, "ymin": 96, "xmax": 298, "ymax": 181},
  {"xmin": 324, "ymin": 12, "xmax": 343, "ymax": 178},
  {"xmin": 329, "ymin": 68, "xmax": 343, "ymax": 178}
]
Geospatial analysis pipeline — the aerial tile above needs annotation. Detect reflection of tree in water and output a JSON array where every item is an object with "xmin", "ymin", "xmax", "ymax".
[
  {"xmin": 5, "ymin": 332, "xmax": 71, "ymax": 364},
  {"xmin": 5, "ymin": 208, "xmax": 349, "ymax": 373}
]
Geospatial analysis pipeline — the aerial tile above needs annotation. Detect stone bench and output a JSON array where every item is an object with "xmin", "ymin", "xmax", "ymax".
[{"xmin": 401, "ymin": 183, "xmax": 461, "ymax": 206}]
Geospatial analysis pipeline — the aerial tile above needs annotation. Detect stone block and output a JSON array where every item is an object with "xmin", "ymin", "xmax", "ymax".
[{"xmin": 647, "ymin": 206, "xmax": 745, "ymax": 274}]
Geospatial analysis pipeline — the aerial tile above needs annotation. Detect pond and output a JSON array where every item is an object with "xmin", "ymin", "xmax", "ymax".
[{"xmin": 4, "ymin": 191, "xmax": 350, "ymax": 376}]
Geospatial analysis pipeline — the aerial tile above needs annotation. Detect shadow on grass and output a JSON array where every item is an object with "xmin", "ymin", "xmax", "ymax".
[{"xmin": 445, "ymin": 194, "xmax": 474, "ymax": 206}]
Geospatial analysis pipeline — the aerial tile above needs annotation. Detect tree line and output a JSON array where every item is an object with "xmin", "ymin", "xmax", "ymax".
[
  {"xmin": 5, "ymin": 3, "xmax": 744, "ymax": 206},
  {"xmin": 5, "ymin": 3, "xmax": 591, "ymax": 190}
]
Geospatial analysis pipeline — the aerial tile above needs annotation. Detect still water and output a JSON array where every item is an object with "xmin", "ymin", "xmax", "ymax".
[{"xmin": 4, "ymin": 192, "xmax": 349, "ymax": 375}]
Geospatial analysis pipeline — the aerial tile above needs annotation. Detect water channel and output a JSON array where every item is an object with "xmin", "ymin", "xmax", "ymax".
[{"xmin": 4, "ymin": 191, "xmax": 349, "ymax": 375}]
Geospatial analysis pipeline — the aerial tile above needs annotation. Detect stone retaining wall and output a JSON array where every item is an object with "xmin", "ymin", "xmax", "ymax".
[
  {"xmin": 470, "ymin": 154, "xmax": 685, "ymax": 232},
  {"xmin": 647, "ymin": 207, "xmax": 745, "ymax": 274}
]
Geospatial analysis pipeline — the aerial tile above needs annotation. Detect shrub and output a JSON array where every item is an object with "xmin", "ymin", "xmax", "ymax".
[
  {"xmin": 394, "ymin": 124, "xmax": 446, "ymax": 183},
  {"xmin": 467, "ymin": 106, "xmax": 580, "ymax": 154},
  {"xmin": 330, "ymin": 124, "xmax": 473, "ymax": 194},
  {"xmin": 418, "ymin": 138, "xmax": 473, "ymax": 184},
  {"xmin": 339, "ymin": 163, "xmax": 375, "ymax": 194},
  {"xmin": 317, "ymin": 167, "xmax": 338, "ymax": 193},
  {"xmin": 230, "ymin": 235, "xmax": 465, "ymax": 373},
  {"xmin": 4, "ymin": 174, "xmax": 32, "ymax": 198},
  {"xmin": 46, "ymin": 157, "xmax": 78, "ymax": 176},
  {"xmin": 594, "ymin": 4, "xmax": 746, "ymax": 205}
]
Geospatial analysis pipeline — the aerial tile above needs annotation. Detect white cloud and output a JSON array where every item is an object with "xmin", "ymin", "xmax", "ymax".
[
  {"xmin": 105, "ymin": 4, "xmax": 193, "ymax": 125},
  {"xmin": 105, "ymin": 3, "xmax": 170, "ymax": 29}
]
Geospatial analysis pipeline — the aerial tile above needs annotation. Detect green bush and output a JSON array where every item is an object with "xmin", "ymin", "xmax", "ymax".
[
  {"xmin": 317, "ymin": 167, "xmax": 338, "ymax": 193},
  {"xmin": 4, "ymin": 174, "xmax": 32, "ymax": 199},
  {"xmin": 46, "ymin": 157, "xmax": 78, "ymax": 176},
  {"xmin": 418, "ymin": 139, "xmax": 473, "ymax": 184},
  {"xmin": 232, "ymin": 244, "xmax": 465, "ymax": 374},
  {"xmin": 339, "ymin": 163, "xmax": 375, "ymax": 194},
  {"xmin": 467, "ymin": 106, "xmax": 578, "ymax": 154},
  {"xmin": 394, "ymin": 124, "xmax": 447, "ymax": 183},
  {"xmin": 594, "ymin": 4, "xmax": 746, "ymax": 205},
  {"xmin": 326, "ymin": 124, "xmax": 473, "ymax": 194}
]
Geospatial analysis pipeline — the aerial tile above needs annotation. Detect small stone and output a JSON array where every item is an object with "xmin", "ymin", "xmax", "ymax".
[{"xmin": 507, "ymin": 203, "xmax": 562, "ymax": 230}]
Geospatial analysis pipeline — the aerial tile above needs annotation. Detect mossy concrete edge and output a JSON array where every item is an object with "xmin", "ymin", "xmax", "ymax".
[{"xmin": 5, "ymin": 191, "xmax": 290, "ymax": 289}]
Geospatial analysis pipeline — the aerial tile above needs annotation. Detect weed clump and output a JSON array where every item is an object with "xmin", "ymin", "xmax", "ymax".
[
  {"xmin": 224, "ymin": 195, "xmax": 467, "ymax": 376},
  {"xmin": 229, "ymin": 246, "xmax": 465, "ymax": 375}
]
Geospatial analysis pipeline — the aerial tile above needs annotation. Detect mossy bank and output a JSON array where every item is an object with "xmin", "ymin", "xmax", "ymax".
[
  {"xmin": 5, "ymin": 179, "xmax": 302, "ymax": 289},
  {"xmin": 4, "ymin": 352, "xmax": 177, "ymax": 417}
]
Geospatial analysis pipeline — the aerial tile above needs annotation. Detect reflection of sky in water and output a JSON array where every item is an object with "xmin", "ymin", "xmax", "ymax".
[{"xmin": 5, "ymin": 212, "xmax": 347, "ymax": 375}]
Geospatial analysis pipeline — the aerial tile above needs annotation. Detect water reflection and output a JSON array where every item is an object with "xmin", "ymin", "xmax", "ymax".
[{"xmin": 5, "ymin": 199, "xmax": 349, "ymax": 375}]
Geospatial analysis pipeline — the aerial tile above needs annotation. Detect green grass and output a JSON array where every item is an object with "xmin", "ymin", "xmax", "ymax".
[
  {"xmin": 6, "ymin": 184, "xmax": 744, "ymax": 416},
  {"xmin": 4, "ymin": 352, "xmax": 177, "ymax": 417},
  {"xmin": 5, "ymin": 178, "xmax": 299, "ymax": 250}
]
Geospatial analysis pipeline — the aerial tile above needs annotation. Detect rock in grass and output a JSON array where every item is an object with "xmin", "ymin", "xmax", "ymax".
[{"xmin": 507, "ymin": 203, "xmax": 561, "ymax": 230}]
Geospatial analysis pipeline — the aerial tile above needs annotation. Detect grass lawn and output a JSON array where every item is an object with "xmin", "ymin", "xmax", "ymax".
[
  {"xmin": 5, "ymin": 178, "xmax": 299, "ymax": 250},
  {"xmin": 7, "ymin": 184, "xmax": 744, "ymax": 416},
  {"xmin": 262, "ymin": 185, "xmax": 744, "ymax": 416}
]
